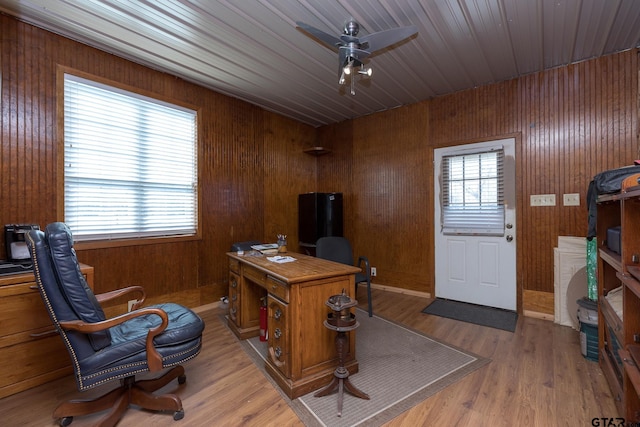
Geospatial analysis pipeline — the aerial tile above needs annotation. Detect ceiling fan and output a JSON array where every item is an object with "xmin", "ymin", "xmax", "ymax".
[{"xmin": 296, "ymin": 18, "xmax": 417, "ymax": 95}]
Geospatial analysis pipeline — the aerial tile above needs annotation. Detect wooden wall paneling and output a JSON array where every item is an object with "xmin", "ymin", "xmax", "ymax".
[
  {"xmin": 1, "ymin": 17, "xmax": 57, "ymax": 242},
  {"xmin": 2, "ymin": 13, "xmax": 639, "ymax": 316},
  {"xmin": 262, "ymin": 112, "xmax": 316, "ymax": 253},
  {"xmin": 316, "ymin": 120, "xmax": 354, "ymax": 243},
  {"xmin": 315, "ymin": 49, "xmax": 638, "ymax": 311},
  {"xmin": 427, "ymin": 80, "xmax": 522, "ymax": 299},
  {"xmin": 316, "ymin": 121, "xmax": 353, "ymax": 193},
  {"xmin": 425, "ymin": 51, "xmax": 638, "ymax": 300},
  {"xmin": 349, "ymin": 104, "xmax": 431, "ymax": 293},
  {"xmin": 0, "ymin": 16, "xmax": 317, "ymax": 307},
  {"xmin": 198, "ymin": 96, "xmax": 264, "ymax": 300},
  {"xmin": 316, "ymin": 104, "xmax": 432, "ymax": 294}
]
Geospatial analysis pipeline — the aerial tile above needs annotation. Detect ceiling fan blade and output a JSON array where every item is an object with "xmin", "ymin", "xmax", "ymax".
[
  {"xmin": 338, "ymin": 48, "xmax": 348, "ymax": 77},
  {"xmin": 358, "ymin": 26, "xmax": 417, "ymax": 53},
  {"xmin": 296, "ymin": 21, "xmax": 342, "ymax": 50}
]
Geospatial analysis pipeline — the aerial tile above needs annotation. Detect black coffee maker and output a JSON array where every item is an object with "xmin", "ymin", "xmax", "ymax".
[{"xmin": 4, "ymin": 224, "xmax": 39, "ymax": 262}]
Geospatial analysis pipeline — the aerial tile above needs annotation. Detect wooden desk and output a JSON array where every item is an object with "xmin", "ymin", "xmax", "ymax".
[
  {"xmin": 0, "ymin": 264, "xmax": 94, "ymax": 398},
  {"xmin": 227, "ymin": 252, "xmax": 360, "ymax": 398}
]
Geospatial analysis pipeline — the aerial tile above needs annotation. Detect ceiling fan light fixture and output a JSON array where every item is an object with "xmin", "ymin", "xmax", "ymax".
[
  {"xmin": 296, "ymin": 19, "xmax": 417, "ymax": 94},
  {"xmin": 358, "ymin": 67, "xmax": 372, "ymax": 77}
]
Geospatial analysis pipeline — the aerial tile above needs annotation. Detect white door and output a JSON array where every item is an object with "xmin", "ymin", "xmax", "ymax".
[{"xmin": 434, "ymin": 138, "xmax": 516, "ymax": 311}]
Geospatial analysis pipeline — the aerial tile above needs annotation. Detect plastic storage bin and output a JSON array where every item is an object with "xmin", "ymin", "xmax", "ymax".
[{"xmin": 577, "ymin": 303, "xmax": 598, "ymax": 362}]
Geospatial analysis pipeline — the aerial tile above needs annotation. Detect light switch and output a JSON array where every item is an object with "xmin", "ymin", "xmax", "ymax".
[
  {"xmin": 563, "ymin": 193, "xmax": 580, "ymax": 206},
  {"xmin": 530, "ymin": 194, "xmax": 556, "ymax": 206}
]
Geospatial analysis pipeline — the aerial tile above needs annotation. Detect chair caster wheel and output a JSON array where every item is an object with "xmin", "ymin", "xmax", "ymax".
[
  {"xmin": 59, "ymin": 416, "xmax": 73, "ymax": 426},
  {"xmin": 178, "ymin": 374, "xmax": 186, "ymax": 384},
  {"xmin": 173, "ymin": 409, "xmax": 185, "ymax": 421}
]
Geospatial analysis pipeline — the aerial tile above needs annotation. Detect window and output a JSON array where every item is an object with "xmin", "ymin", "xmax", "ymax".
[
  {"xmin": 63, "ymin": 73, "xmax": 198, "ymax": 242},
  {"xmin": 441, "ymin": 148, "xmax": 504, "ymax": 235}
]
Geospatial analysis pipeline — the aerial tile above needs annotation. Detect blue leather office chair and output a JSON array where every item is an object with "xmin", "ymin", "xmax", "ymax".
[
  {"xmin": 230, "ymin": 240, "xmax": 261, "ymax": 251},
  {"xmin": 26, "ymin": 222, "xmax": 205, "ymax": 427},
  {"xmin": 316, "ymin": 236, "xmax": 373, "ymax": 316}
]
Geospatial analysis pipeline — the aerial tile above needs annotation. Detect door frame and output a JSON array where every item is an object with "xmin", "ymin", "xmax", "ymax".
[{"xmin": 432, "ymin": 134, "xmax": 520, "ymax": 312}]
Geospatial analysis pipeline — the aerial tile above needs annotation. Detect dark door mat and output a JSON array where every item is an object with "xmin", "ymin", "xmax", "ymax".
[{"xmin": 422, "ymin": 298, "xmax": 518, "ymax": 332}]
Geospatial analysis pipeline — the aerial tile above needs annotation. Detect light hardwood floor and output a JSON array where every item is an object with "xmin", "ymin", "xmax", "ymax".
[{"xmin": 2, "ymin": 288, "xmax": 618, "ymax": 426}]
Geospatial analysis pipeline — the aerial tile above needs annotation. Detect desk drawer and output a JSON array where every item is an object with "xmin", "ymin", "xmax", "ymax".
[
  {"xmin": 0, "ymin": 334, "xmax": 70, "ymax": 390},
  {"xmin": 228, "ymin": 272, "xmax": 240, "ymax": 324},
  {"xmin": 244, "ymin": 265, "xmax": 266, "ymax": 288},
  {"xmin": 0, "ymin": 281, "xmax": 52, "ymax": 338},
  {"xmin": 268, "ymin": 296, "xmax": 290, "ymax": 377},
  {"xmin": 229, "ymin": 258, "xmax": 240, "ymax": 274},
  {"xmin": 266, "ymin": 276, "xmax": 289, "ymax": 303}
]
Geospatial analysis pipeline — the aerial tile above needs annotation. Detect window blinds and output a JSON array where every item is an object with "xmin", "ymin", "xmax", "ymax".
[
  {"xmin": 441, "ymin": 148, "xmax": 505, "ymax": 235},
  {"xmin": 63, "ymin": 74, "xmax": 198, "ymax": 241}
]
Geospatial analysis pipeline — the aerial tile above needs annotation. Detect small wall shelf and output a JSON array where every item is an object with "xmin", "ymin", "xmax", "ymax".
[{"xmin": 303, "ymin": 146, "xmax": 331, "ymax": 156}]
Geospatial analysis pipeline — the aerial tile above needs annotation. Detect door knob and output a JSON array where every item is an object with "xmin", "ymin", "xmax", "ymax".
[{"xmin": 506, "ymin": 235, "xmax": 513, "ymax": 242}]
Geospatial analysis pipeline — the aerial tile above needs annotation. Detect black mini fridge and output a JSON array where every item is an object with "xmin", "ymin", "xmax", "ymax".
[{"xmin": 298, "ymin": 192, "xmax": 343, "ymax": 256}]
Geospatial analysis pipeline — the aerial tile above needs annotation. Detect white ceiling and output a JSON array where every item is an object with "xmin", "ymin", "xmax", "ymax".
[{"xmin": 2, "ymin": 0, "xmax": 640, "ymax": 127}]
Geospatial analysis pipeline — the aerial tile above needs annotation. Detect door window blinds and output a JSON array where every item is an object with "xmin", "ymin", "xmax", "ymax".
[
  {"xmin": 63, "ymin": 74, "xmax": 198, "ymax": 241},
  {"xmin": 441, "ymin": 148, "xmax": 505, "ymax": 235}
]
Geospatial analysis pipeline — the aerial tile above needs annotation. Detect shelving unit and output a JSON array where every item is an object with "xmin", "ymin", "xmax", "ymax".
[
  {"xmin": 303, "ymin": 146, "xmax": 331, "ymax": 156},
  {"xmin": 597, "ymin": 186, "xmax": 640, "ymax": 421}
]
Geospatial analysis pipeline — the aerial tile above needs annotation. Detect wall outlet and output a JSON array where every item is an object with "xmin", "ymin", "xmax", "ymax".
[
  {"xmin": 371, "ymin": 267, "xmax": 376, "ymax": 277},
  {"xmin": 127, "ymin": 300, "xmax": 137, "ymax": 312}
]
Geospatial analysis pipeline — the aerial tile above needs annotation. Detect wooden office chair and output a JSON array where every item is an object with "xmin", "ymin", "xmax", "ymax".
[
  {"xmin": 316, "ymin": 236, "xmax": 373, "ymax": 316},
  {"xmin": 26, "ymin": 222, "xmax": 205, "ymax": 427}
]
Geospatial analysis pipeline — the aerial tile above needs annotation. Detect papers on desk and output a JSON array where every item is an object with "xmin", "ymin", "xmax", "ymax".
[
  {"xmin": 251, "ymin": 243, "xmax": 278, "ymax": 251},
  {"xmin": 267, "ymin": 255, "xmax": 297, "ymax": 264}
]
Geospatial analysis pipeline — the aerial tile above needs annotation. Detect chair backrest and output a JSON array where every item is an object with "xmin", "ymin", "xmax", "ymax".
[
  {"xmin": 315, "ymin": 236, "xmax": 354, "ymax": 266},
  {"xmin": 26, "ymin": 222, "xmax": 111, "ymax": 360},
  {"xmin": 230, "ymin": 240, "xmax": 261, "ymax": 252}
]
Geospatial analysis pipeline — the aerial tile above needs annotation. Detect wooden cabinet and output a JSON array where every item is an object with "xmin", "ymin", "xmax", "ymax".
[
  {"xmin": 227, "ymin": 252, "xmax": 360, "ymax": 399},
  {"xmin": 597, "ymin": 187, "xmax": 640, "ymax": 421},
  {"xmin": 0, "ymin": 264, "xmax": 94, "ymax": 398}
]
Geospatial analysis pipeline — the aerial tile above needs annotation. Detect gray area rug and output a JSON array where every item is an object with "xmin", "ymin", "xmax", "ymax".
[
  {"xmin": 422, "ymin": 298, "xmax": 518, "ymax": 332},
  {"xmin": 237, "ymin": 309, "xmax": 490, "ymax": 427}
]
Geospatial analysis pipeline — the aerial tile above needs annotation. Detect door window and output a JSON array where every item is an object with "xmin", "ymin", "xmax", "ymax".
[{"xmin": 441, "ymin": 148, "xmax": 504, "ymax": 235}]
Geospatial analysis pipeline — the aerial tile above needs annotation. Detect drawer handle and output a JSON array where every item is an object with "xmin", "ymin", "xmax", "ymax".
[
  {"xmin": 230, "ymin": 278, "xmax": 237, "ymax": 288},
  {"xmin": 29, "ymin": 285, "xmax": 39, "ymax": 290},
  {"xmin": 30, "ymin": 329, "xmax": 58, "ymax": 338},
  {"xmin": 274, "ymin": 308, "xmax": 282, "ymax": 320},
  {"xmin": 231, "ymin": 294, "xmax": 237, "ymax": 301},
  {"xmin": 268, "ymin": 346, "xmax": 285, "ymax": 367},
  {"xmin": 230, "ymin": 307, "xmax": 237, "ymax": 315},
  {"xmin": 274, "ymin": 328, "xmax": 282, "ymax": 339}
]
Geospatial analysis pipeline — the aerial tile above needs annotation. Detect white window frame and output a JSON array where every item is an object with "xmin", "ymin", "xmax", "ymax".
[{"xmin": 60, "ymin": 71, "xmax": 199, "ymax": 243}]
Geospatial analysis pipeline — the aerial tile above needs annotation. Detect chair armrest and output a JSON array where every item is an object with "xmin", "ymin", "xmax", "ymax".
[
  {"xmin": 95, "ymin": 285, "xmax": 146, "ymax": 310},
  {"xmin": 357, "ymin": 256, "xmax": 371, "ymax": 280},
  {"xmin": 59, "ymin": 306, "xmax": 168, "ymax": 371}
]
